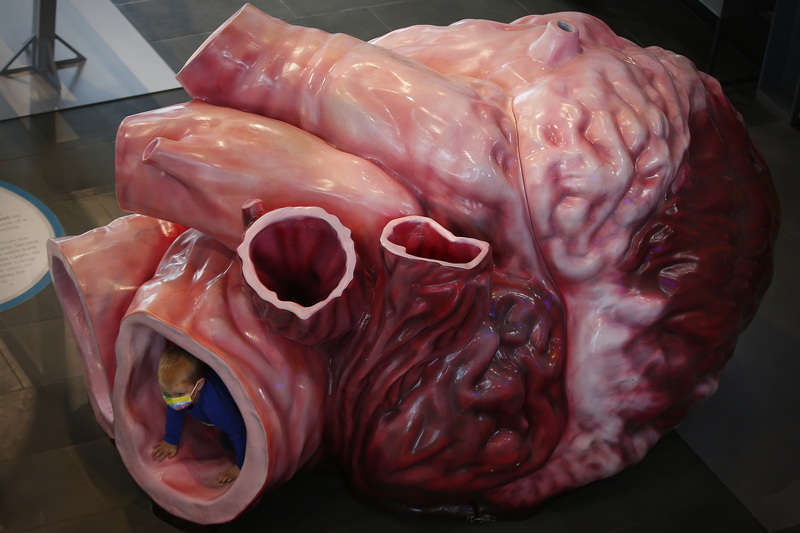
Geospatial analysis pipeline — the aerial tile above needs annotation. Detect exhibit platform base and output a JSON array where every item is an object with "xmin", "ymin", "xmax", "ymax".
[{"xmin": 0, "ymin": 0, "xmax": 181, "ymax": 121}]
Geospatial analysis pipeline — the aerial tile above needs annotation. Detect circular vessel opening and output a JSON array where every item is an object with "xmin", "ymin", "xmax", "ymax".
[{"xmin": 249, "ymin": 216, "xmax": 347, "ymax": 307}]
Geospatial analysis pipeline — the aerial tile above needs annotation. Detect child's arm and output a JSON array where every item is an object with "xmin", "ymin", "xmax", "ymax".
[{"xmin": 152, "ymin": 406, "xmax": 185, "ymax": 461}]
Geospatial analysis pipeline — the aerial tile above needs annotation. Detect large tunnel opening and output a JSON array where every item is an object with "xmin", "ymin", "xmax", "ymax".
[
  {"xmin": 113, "ymin": 227, "xmax": 326, "ymax": 523},
  {"xmin": 119, "ymin": 327, "xmax": 251, "ymax": 505}
]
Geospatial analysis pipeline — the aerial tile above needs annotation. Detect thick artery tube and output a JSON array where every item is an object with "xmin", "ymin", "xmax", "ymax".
[
  {"xmin": 238, "ymin": 205, "xmax": 368, "ymax": 345},
  {"xmin": 46, "ymin": 215, "xmax": 186, "ymax": 437},
  {"xmin": 177, "ymin": 5, "xmax": 543, "ymax": 277},
  {"xmin": 115, "ymin": 100, "xmax": 421, "ymax": 271}
]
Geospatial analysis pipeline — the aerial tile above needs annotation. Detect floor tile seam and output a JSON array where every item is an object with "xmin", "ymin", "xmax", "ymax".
[
  {"xmin": 668, "ymin": 500, "xmax": 769, "ymax": 532},
  {"xmin": 284, "ymin": 7, "xmax": 394, "ymax": 35},
  {"xmin": 145, "ymin": 32, "xmax": 213, "ymax": 46},
  {"xmin": 0, "ymin": 333, "xmax": 85, "ymax": 387},
  {"xmin": 134, "ymin": 9, "xmax": 403, "ymax": 42},
  {"xmin": 0, "ymin": 137, "xmax": 117, "ymax": 165},
  {"xmin": 0, "ymin": 381, "xmax": 63, "ymax": 401},
  {"xmin": 46, "ymin": 185, "xmax": 119, "ymax": 200},
  {"xmin": 359, "ymin": 0, "xmax": 418, "ymax": 7},
  {"xmin": 286, "ymin": 6, "xmax": 384, "ymax": 20},
  {"xmin": 0, "ymin": 362, "xmax": 30, "ymax": 392},
  {"xmin": 0, "ymin": 367, "xmax": 83, "ymax": 397},
  {"xmin": 30, "ymin": 191, "xmax": 117, "ymax": 215},
  {"xmin": 112, "ymin": 0, "xmax": 153, "ymax": 6},
  {"xmin": 512, "ymin": 0, "xmax": 534, "ymax": 17},
  {"xmin": 672, "ymin": 431, "xmax": 768, "ymax": 525},
  {"xmin": 276, "ymin": 0, "xmax": 298, "ymax": 20},
  {"xmin": 299, "ymin": 0, "xmax": 416, "ymax": 20},
  {"xmin": 774, "ymin": 228, "xmax": 800, "ymax": 246},
  {"xmin": 0, "ymin": 336, "xmax": 25, "ymax": 390},
  {"xmin": 287, "ymin": 4, "xmax": 396, "ymax": 20},
  {"xmin": 64, "ymin": 443, "xmax": 119, "ymax": 512},
  {"xmin": 674, "ymin": 0, "xmax": 757, "ymax": 54},
  {"xmin": 0, "ymin": 305, "xmax": 66, "ymax": 332},
  {"xmin": 97, "ymin": 194, "xmax": 128, "ymax": 222},
  {"xmin": 26, "ymin": 507, "xmax": 124, "ymax": 532},
  {"xmin": 366, "ymin": 6, "xmax": 404, "ymax": 35},
  {"xmin": 0, "ymin": 442, "xmax": 79, "ymax": 469}
]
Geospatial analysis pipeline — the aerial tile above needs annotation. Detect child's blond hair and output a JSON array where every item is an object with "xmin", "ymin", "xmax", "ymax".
[{"xmin": 158, "ymin": 346, "xmax": 203, "ymax": 387}]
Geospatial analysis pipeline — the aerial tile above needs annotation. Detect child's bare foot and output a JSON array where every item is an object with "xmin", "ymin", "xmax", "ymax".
[{"xmin": 216, "ymin": 465, "xmax": 240, "ymax": 484}]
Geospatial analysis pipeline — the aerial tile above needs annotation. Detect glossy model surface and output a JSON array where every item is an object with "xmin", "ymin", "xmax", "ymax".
[{"xmin": 49, "ymin": 5, "xmax": 779, "ymax": 524}]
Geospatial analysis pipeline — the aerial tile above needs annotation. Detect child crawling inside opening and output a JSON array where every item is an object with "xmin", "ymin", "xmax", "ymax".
[{"xmin": 152, "ymin": 346, "xmax": 247, "ymax": 484}]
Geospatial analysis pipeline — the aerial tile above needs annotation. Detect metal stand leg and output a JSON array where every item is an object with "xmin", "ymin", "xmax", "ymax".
[{"xmin": 0, "ymin": 0, "xmax": 86, "ymax": 90}]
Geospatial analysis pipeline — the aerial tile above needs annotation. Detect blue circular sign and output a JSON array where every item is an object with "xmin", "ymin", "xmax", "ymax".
[{"xmin": 0, "ymin": 181, "xmax": 64, "ymax": 311}]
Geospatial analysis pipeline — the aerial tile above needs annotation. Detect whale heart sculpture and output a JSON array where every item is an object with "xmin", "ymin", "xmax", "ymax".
[{"xmin": 48, "ymin": 4, "xmax": 779, "ymax": 525}]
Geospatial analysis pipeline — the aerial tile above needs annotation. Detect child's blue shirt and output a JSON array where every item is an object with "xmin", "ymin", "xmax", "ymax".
[{"xmin": 164, "ymin": 368, "xmax": 247, "ymax": 468}]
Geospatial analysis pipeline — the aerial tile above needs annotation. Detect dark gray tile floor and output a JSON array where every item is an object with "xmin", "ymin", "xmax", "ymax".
[{"xmin": 1, "ymin": 0, "xmax": 798, "ymax": 531}]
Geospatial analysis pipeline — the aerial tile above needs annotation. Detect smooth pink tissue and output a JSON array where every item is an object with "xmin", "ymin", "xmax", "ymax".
[
  {"xmin": 50, "ymin": 4, "xmax": 779, "ymax": 524},
  {"xmin": 47, "ymin": 215, "xmax": 186, "ymax": 437},
  {"xmin": 113, "ymin": 229, "xmax": 327, "ymax": 523}
]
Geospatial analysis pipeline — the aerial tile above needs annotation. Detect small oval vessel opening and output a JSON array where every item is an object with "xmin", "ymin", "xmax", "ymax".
[{"xmin": 386, "ymin": 218, "xmax": 485, "ymax": 265}]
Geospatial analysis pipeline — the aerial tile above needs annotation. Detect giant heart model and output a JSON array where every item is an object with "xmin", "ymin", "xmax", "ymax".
[{"xmin": 47, "ymin": 4, "xmax": 779, "ymax": 525}]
